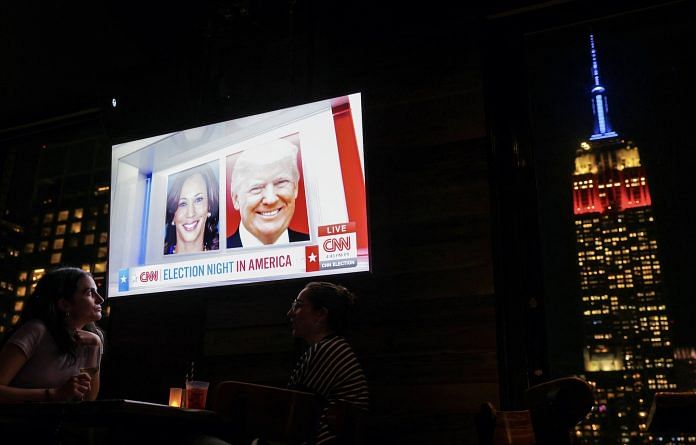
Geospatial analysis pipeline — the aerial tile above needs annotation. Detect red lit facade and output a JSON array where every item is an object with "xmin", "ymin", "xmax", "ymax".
[{"xmin": 573, "ymin": 145, "xmax": 652, "ymax": 216}]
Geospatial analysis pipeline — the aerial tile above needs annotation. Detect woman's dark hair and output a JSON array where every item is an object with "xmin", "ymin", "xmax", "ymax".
[
  {"xmin": 303, "ymin": 282, "xmax": 357, "ymax": 335},
  {"xmin": 164, "ymin": 163, "xmax": 220, "ymax": 254},
  {"xmin": 17, "ymin": 267, "xmax": 104, "ymax": 361}
]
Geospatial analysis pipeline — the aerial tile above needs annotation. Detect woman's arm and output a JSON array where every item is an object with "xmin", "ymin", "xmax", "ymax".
[
  {"xmin": 0, "ymin": 342, "xmax": 91, "ymax": 403},
  {"xmin": 0, "ymin": 343, "xmax": 44, "ymax": 403}
]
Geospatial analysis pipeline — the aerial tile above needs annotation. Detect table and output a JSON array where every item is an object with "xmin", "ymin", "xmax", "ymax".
[{"xmin": 0, "ymin": 399, "xmax": 229, "ymax": 444}]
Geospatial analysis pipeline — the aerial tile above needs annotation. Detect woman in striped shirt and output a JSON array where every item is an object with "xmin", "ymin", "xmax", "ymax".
[{"xmin": 287, "ymin": 282, "xmax": 369, "ymax": 444}]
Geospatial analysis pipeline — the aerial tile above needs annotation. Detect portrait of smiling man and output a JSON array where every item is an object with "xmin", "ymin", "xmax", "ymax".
[{"xmin": 227, "ymin": 139, "xmax": 310, "ymax": 248}]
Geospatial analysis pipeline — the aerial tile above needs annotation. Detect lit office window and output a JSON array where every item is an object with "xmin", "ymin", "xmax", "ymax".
[
  {"xmin": 93, "ymin": 262, "xmax": 107, "ymax": 273},
  {"xmin": 50, "ymin": 253, "xmax": 62, "ymax": 264},
  {"xmin": 74, "ymin": 208, "xmax": 84, "ymax": 219},
  {"xmin": 97, "ymin": 247, "xmax": 108, "ymax": 258},
  {"xmin": 11, "ymin": 315, "xmax": 20, "ymax": 325},
  {"xmin": 84, "ymin": 234, "xmax": 95, "ymax": 245},
  {"xmin": 58, "ymin": 210, "xmax": 69, "ymax": 222},
  {"xmin": 14, "ymin": 301, "xmax": 24, "ymax": 312},
  {"xmin": 70, "ymin": 222, "xmax": 82, "ymax": 234},
  {"xmin": 39, "ymin": 241, "xmax": 49, "ymax": 252},
  {"xmin": 41, "ymin": 227, "xmax": 52, "ymax": 237},
  {"xmin": 81, "ymin": 264, "xmax": 91, "ymax": 273},
  {"xmin": 86, "ymin": 220, "xmax": 97, "ymax": 231},
  {"xmin": 18, "ymin": 271, "xmax": 27, "ymax": 282},
  {"xmin": 53, "ymin": 239, "xmax": 64, "ymax": 250},
  {"xmin": 0, "ymin": 326, "xmax": 4, "ymax": 333},
  {"xmin": 43, "ymin": 213, "xmax": 54, "ymax": 224},
  {"xmin": 56, "ymin": 224, "xmax": 66, "ymax": 235},
  {"xmin": 24, "ymin": 243, "xmax": 35, "ymax": 253},
  {"xmin": 16, "ymin": 286, "xmax": 26, "ymax": 297},
  {"xmin": 32, "ymin": 269, "xmax": 45, "ymax": 282},
  {"xmin": 99, "ymin": 232, "xmax": 108, "ymax": 244}
]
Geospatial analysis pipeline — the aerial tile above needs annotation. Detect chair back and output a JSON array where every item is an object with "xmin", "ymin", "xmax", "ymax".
[
  {"xmin": 477, "ymin": 377, "xmax": 594, "ymax": 445},
  {"xmin": 476, "ymin": 402, "xmax": 535, "ymax": 445},
  {"xmin": 210, "ymin": 380, "xmax": 320, "ymax": 444},
  {"xmin": 525, "ymin": 376, "xmax": 594, "ymax": 445}
]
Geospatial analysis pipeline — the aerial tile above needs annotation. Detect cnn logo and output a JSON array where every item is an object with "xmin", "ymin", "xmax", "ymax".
[
  {"xmin": 139, "ymin": 271, "xmax": 158, "ymax": 282},
  {"xmin": 323, "ymin": 237, "xmax": 351, "ymax": 252}
]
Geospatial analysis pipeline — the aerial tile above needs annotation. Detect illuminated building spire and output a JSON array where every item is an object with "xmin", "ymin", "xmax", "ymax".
[{"xmin": 589, "ymin": 33, "xmax": 618, "ymax": 140}]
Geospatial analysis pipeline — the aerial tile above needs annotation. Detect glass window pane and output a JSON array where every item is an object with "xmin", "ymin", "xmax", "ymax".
[{"xmin": 519, "ymin": 5, "xmax": 692, "ymax": 441}]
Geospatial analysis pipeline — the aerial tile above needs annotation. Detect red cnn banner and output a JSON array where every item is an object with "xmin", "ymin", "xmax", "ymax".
[{"xmin": 305, "ymin": 245, "xmax": 319, "ymax": 272}]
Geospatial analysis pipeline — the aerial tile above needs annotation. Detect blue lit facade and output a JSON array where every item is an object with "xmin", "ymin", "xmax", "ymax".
[{"xmin": 589, "ymin": 34, "xmax": 618, "ymax": 141}]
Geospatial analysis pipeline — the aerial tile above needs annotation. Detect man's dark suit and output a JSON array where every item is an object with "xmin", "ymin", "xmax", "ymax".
[{"xmin": 226, "ymin": 227, "xmax": 310, "ymax": 248}]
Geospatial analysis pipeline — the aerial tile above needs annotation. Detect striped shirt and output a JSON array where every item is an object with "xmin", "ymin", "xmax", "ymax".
[{"xmin": 288, "ymin": 334, "xmax": 369, "ymax": 444}]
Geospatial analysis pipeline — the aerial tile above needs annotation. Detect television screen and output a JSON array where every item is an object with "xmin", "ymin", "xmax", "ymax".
[{"xmin": 108, "ymin": 93, "xmax": 369, "ymax": 297}]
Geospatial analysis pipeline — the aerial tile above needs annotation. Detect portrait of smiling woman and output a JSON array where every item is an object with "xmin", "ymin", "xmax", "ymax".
[{"xmin": 164, "ymin": 162, "xmax": 220, "ymax": 255}]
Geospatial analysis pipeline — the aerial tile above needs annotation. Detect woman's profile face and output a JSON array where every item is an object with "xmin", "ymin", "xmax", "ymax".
[
  {"xmin": 68, "ymin": 275, "xmax": 104, "ymax": 327},
  {"xmin": 287, "ymin": 288, "xmax": 322, "ymax": 342},
  {"xmin": 174, "ymin": 173, "xmax": 209, "ymax": 250}
]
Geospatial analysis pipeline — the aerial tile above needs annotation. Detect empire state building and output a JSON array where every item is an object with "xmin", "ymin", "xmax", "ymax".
[{"xmin": 572, "ymin": 34, "xmax": 677, "ymax": 444}]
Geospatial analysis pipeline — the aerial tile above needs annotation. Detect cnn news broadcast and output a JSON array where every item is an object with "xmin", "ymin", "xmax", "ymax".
[{"xmin": 108, "ymin": 93, "xmax": 369, "ymax": 297}]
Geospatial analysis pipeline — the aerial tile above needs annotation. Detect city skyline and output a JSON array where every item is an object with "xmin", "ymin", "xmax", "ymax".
[
  {"xmin": 525, "ymin": 9, "xmax": 696, "ymax": 381},
  {"xmin": 572, "ymin": 34, "xmax": 678, "ymax": 442},
  {"xmin": 524, "ymin": 5, "xmax": 696, "ymax": 441}
]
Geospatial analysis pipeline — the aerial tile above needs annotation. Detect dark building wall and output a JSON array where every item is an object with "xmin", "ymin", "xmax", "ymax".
[{"xmin": 101, "ymin": 3, "xmax": 497, "ymax": 444}]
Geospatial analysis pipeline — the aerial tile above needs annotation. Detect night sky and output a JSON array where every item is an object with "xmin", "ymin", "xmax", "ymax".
[{"xmin": 524, "ymin": 2, "xmax": 696, "ymax": 375}]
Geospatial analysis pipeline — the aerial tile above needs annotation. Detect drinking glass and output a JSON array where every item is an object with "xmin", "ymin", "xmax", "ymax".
[
  {"xmin": 77, "ymin": 343, "xmax": 101, "ymax": 377},
  {"xmin": 185, "ymin": 381, "xmax": 209, "ymax": 409}
]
